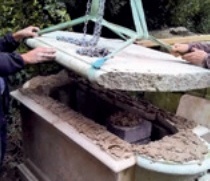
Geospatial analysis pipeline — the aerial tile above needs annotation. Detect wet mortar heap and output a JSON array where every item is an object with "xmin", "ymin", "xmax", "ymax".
[{"xmin": 20, "ymin": 70, "xmax": 206, "ymax": 161}]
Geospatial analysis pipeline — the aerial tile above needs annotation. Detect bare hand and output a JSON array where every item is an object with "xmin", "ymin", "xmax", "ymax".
[
  {"xmin": 21, "ymin": 47, "xmax": 56, "ymax": 64},
  {"xmin": 182, "ymin": 48, "xmax": 207, "ymax": 66},
  {"xmin": 171, "ymin": 43, "xmax": 189, "ymax": 56},
  {"xmin": 13, "ymin": 26, "xmax": 40, "ymax": 42}
]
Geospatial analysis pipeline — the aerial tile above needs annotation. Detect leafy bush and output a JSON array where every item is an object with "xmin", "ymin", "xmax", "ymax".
[
  {"xmin": 0, "ymin": 0, "xmax": 70, "ymax": 86},
  {"xmin": 171, "ymin": 0, "xmax": 210, "ymax": 33}
]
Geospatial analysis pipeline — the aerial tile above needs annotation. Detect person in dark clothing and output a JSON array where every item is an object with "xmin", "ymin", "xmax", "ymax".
[
  {"xmin": 171, "ymin": 43, "xmax": 210, "ymax": 68},
  {"xmin": 0, "ymin": 26, "xmax": 56, "ymax": 167}
]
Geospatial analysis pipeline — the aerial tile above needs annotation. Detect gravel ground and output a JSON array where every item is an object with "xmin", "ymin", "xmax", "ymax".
[{"xmin": 0, "ymin": 112, "xmax": 23, "ymax": 181}]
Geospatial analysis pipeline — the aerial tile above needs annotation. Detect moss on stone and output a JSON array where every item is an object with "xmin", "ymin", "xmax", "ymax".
[{"xmin": 144, "ymin": 92, "xmax": 184, "ymax": 113}]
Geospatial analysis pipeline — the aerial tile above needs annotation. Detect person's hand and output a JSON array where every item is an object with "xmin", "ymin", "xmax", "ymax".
[
  {"xmin": 171, "ymin": 43, "xmax": 190, "ymax": 56},
  {"xmin": 12, "ymin": 26, "xmax": 40, "ymax": 42},
  {"xmin": 182, "ymin": 48, "xmax": 208, "ymax": 66},
  {"xmin": 21, "ymin": 47, "xmax": 56, "ymax": 64}
]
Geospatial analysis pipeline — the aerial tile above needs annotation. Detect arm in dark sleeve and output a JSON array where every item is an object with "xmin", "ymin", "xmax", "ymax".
[
  {"xmin": 0, "ymin": 52, "xmax": 24, "ymax": 76},
  {"xmin": 202, "ymin": 54, "xmax": 210, "ymax": 69},
  {"xmin": 188, "ymin": 43, "xmax": 210, "ymax": 53},
  {"xmin": 0, "ymin": 33, "xmax": 20, "ymax": 52}
]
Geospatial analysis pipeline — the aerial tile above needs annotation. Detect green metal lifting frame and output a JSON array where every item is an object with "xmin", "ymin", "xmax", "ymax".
[{"xmin": 39, "ymin": 0, "xmax": 171, "ymax": 69}]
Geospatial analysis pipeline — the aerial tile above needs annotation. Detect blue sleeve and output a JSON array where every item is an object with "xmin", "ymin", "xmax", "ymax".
[
  {"xmin": 0, "ymin": 52, "xmax": 24, "ymax": 76},
  {"xmin": 0, "ymin": 33, "xmax": 20, "ymax": 52}
]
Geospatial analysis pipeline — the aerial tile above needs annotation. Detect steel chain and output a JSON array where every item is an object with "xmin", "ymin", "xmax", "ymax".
[{"xmin": 57, "ymin": 0, "xmax": 110, "ymax": 57}]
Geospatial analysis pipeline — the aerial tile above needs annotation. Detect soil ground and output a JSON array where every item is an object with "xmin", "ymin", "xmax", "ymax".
[{"xmin": 0, "ymin": 114, "xmax": 23, "ymax": 181}]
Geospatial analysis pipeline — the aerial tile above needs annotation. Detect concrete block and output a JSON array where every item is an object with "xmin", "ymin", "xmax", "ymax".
[{"xmin": 107, "ymin": 119, "xmax": 152, "ymax": 143}]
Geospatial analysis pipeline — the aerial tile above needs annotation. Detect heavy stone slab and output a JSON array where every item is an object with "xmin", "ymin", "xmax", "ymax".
[{"xmin": 25, "ymin": 31, "xmax": 210, "ymax": 91}]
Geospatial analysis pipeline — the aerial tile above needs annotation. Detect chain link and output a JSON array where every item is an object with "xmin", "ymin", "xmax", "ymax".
[{"xmin": 56, "ymin": 0, "xmax": 110, "ymax": 57}]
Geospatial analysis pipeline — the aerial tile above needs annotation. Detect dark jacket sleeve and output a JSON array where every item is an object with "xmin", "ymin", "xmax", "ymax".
[
  {"xmin": 0, "ymin": 52, "xmax": 24, "ymax": 76},
  {"xmin": 188, "ymin": 43, "xmax": 210, "ymax": 53},
  {"xmin": 0, "ymin": 33, "xmax": 24, "ymax": 75},
  {"xmin": 202, "ymin": 54, "xmax": 210, "ymax": 69},
  {"xmin": 0, "ymin": 33, "xmax": 20, "ymax": 52},
  {"xmin": 188, "ymin": 43, "xmax": 210, "ymax": 68}
]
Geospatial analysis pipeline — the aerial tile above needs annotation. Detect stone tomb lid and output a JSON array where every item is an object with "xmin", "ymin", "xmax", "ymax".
[{"xmin": 25, "ymin": 31, "xmax": 210, "ymax": 92}]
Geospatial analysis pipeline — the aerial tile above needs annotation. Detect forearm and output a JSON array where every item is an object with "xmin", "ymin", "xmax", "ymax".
[
  {"xmin": 0, "ymin": 52, "xmax": 24, "ymax": 76},
  {"xmin": 0, "ymin": 33, "xmax": 20, "ymax": 52},
  {"xmin": 189, "ymin": 43, "xmax": 210, "ymax": 53}
]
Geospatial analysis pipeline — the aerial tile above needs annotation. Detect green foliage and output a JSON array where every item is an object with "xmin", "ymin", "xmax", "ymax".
[
  {"xmin": 0, "ymin": 0, "xmax": 70, "ymax": 35},
  {"xmin": 0, "ymin": 0, "xmax": 70, "ymax": 85},
  {"xmin": 171, "ymin": 0, "xmax": 210, "ymax": 33}
]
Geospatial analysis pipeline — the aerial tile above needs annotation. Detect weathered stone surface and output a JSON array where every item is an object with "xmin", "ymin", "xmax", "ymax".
[
  {"xmin": 25, "ymin": 31, "xmax": 210, "ymax": 91},
  {"xmin": 176, "ymin": 94, "xmax": 210, "ymax": 128}
]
